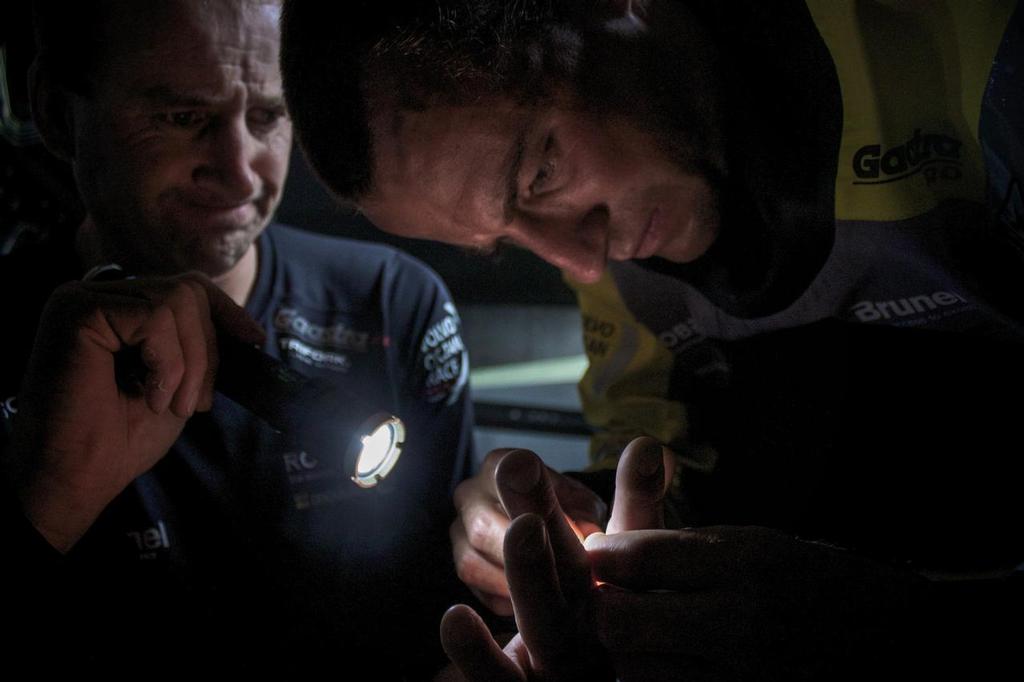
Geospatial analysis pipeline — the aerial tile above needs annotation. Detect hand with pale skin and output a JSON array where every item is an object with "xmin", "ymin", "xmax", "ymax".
[
  {"xmin": 440, "ymin": 437, "xmax": 671, "ymax": 681},
  {"xmin": 450, "ymin": 447, "xmax": 609, "ymax": 616},
  {"xmin": 8, "ymin": 273, "xmax": 265, "ymax": 552}
]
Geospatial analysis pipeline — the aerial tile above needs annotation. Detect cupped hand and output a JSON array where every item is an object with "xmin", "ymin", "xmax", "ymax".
[{"xmin": 11, "ymin": 272, "xmax": 264, "ymax": 551}]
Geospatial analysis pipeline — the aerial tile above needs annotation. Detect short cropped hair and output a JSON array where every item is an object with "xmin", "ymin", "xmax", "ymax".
[{"xmin": 281, "ymin": 1, "xmax": 586, "ymax": 202}]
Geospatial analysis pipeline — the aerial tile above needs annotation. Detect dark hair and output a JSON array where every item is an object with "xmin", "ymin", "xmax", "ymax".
[
  {"xmin": 281, "ymin": 1, "xmax": 585, "ymax": 202},
  {"xmin": 31, "ymin": 0, "xmax": 108, "ymax": 94}
]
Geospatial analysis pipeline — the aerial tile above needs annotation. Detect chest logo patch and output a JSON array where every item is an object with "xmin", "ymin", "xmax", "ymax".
[{"xmin": 853, "ymin": 129, "xmax": 962, "ymax": 185}]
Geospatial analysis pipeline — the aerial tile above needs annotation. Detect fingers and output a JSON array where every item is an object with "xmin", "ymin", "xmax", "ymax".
[
  {"xmin": 129, "ymin": 305, "xmax": 187, "ymax": 416},
  {"xmin": 504, "ymin": 513, "xmax": 572, "ymax": 670},
  {"xmin": 585, "ymin": 528, "xmax": 726, "ymax": 591},
  {"xmin": 440, "ymin": 604, "xmax": 525, "ymax": 682},
  {"xmin": 503, "ymin": 509, "xmax": 612, "ymax": 680},
  {"xmin": 105, "ymin": 279, "xmax": 211, "ymax": 419},
  {"xmin": 79, "ymin": 273, "xmax": 262, "ymax": 418},
  {"xmin": 453, "ymin": 457, "xmax": 510, "ymax": 566},
  {"xmin": 452, "ymin": 451, "xmax": 516, "ymax": 614},
  {"xmin": 495, "ymin": 450, "xmax": 591, "ymax": 602},
  {"xmin": 449, "ymin": 516, "xmax": 513, "ymax": 616},
  {"xmin": 606, "ymin": 437, "xmax": 669, "ymax": 534}
]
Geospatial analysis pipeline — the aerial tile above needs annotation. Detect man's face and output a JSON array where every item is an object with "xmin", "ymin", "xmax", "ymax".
[
  {"xmin": 361, "ymin": 1, "xmax": 720, "ymax": 284},
  {"xmin": 68, "ymin": 0, "xmax": 291, "ymax": 276}
]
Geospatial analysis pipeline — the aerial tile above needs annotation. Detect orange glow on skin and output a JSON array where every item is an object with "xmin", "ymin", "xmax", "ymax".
[{"xmin": 564, "ymin": 514, "xmax": 606, "ymax": 587}]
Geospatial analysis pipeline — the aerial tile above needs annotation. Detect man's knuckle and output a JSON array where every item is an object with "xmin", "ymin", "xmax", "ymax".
[
  {"xmin": 467, "ymin": 513, "xmax": 498, "ymax": 550},
  {"xmin": 150, "ymin": 302, "xmax": 176, "ymax": 327},
  {"xmin": 455, "ymin": 555, "xmax": 484, "ymax": 586}
]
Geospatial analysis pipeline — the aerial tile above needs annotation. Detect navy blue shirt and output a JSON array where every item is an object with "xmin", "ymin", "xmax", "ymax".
[{"xmin": 1, "ymin": 224, "xmax": 474, "ymax": 677}]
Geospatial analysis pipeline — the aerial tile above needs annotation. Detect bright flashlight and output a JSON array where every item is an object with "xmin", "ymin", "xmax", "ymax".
[
  {"xmin": 352, "ymin": 415, "xmax": 406, "ymax": 488},
  {"xmin": 215, "ymin": 336, "xmax": 405, "ymax": 489}
]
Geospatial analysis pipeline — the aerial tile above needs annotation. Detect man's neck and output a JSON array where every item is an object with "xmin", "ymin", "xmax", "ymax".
[{"xmin": 75, "ymin": 216, "xmax": 259, "ymax": 307}]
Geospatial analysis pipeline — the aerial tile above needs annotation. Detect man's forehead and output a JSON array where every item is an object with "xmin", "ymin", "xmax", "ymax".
[{"xmin": 99, "ymin": 0, "xmax": 282, "ymax": 88}]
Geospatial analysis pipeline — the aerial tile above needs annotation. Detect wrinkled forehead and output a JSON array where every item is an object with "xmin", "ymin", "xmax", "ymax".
[
  {"xmin": 363, "ymin": 100, "xmax": 536, "ymax": 243},
  {"xmin": 94, "ymin": 0, "xmax": 282, "ymax": 88}
]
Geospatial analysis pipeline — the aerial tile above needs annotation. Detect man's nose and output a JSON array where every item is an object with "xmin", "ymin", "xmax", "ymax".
[
  {"xmin": 192, "ymin": 117, "xmax": 258, "ymax": 202},
  {"xmin": 513, "ymin": 206, "xmax": 609, "ymax": 284}
]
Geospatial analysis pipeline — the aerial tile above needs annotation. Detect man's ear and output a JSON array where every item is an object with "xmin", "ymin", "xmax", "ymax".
[{"xmin": 28, "ymin": 58, "xmax": 76, "ymax": 162}]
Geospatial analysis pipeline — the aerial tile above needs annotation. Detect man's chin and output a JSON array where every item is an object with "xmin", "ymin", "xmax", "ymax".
[{"xmin": 182, "ymin": 235, "xmax": 259, "ymax": 279}]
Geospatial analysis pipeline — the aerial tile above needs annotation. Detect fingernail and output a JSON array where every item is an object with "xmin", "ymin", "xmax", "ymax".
[
  {"xmin": 637, "ymin": 440, "xmax": 663, "ymax": 477},
  {"xmin": 583, "ymin": 532, "xmax": 607, "ymax": 551},
  {"xmin": 503, "ymin": 451, "xmax": 542, "ymax": 494}
]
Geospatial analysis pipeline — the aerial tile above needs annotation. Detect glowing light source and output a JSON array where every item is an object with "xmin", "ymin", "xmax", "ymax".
[{"xmin": 352, "ymin": 416, "xmax": 406, "ymax": 488}]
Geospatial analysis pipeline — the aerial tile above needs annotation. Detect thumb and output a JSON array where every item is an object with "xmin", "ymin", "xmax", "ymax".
[
  {"xmin": 440, "ymin": 605, "xmax": 523, "ymax": 682},
  {"xmin": 606, "ymin": 437, "xmax": 669, "ymax": 533}
]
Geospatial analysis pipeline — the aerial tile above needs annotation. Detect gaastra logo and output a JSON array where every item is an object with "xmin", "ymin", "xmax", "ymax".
[
  {"xmin": 850, "ymin": 290, "xmax": 967, "ymax": 322},
  {"xmin": 273, "ymin": 308, "xmax": 371, "ymax": 352},
  {"xmin": 852, "ymin": 129, "xmax": 962, "ymax": 185}
]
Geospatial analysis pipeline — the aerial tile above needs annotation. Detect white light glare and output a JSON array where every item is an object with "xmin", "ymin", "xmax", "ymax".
[{"xmin": 352, "ymin": 417, "xmax": 405, "ymax": 488}]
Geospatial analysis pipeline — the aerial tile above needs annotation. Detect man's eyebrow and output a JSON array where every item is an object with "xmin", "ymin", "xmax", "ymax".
[
  {"xmin": 135, "ymin": 85, "xmax": 286, "ymax": 110},
  {"xmin": 136, "ymin": 85, "xmax": 216, "ymax": 107},
  {"xmin": 501, "ymin": 127, "xmax": 528, "ymax": 224},
  {"xmin": 249, "ymin": 93, "xmax": 288, "ymax": 109}
]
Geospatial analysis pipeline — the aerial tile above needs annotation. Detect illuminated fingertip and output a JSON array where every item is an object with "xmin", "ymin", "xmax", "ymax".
[
  {"xmin": 583, "ymin": 532, "xmax": 608, "ymax": 550},
  {"xmin": 563, "ymin": 513, "xmax": 586, "ymax": 544}
]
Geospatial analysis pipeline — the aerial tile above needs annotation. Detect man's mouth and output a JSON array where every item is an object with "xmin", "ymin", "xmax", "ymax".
[{"xmin": 178, "ymin": 199, "xmax": 258, "ymax": 227}]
